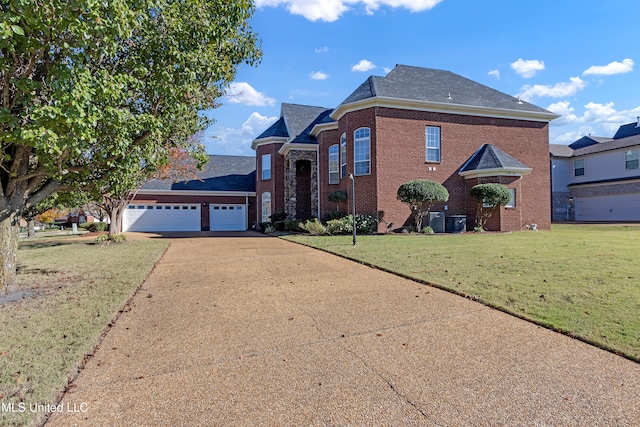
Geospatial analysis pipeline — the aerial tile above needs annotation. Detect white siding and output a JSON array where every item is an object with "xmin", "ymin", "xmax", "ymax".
[{"xmin": 569, "ymin": 146, "xmax": 640, "ymax": 185}]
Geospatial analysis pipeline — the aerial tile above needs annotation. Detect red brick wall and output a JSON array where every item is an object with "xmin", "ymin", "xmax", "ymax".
[
  {"xmin": 339, "ymin": 108, "xmax": 379, "ymax": 218},
  {"xmin": 317, "ymin": 129, "xmax": 344, "ymax": 220},
  {"xmin": 255, "ymin": 143, "xmax": 285, "ymax": 224},
  {"xmin": 373, "ymin": 108, "xmax": 550, "ymax": 232}
]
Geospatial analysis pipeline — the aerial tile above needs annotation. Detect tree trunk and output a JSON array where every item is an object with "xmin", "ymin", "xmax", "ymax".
[
  {"xmin": 27, "ymin": 220, "xmax": 35, "ymax": 237},
  {"xmin": 0, "ymin": 216, "xmax": 19, "ymax": 295}
]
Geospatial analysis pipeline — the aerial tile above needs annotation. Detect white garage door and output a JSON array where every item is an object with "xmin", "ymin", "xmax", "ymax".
[
  {"xmin": 210, "ymin": 204, "xmax": 246, "ymax": 231},
  {"xmin": 575, "ymin": 193, "xmax": 640, "ymax": 221},
  {"xmin": 123, "ymin": 204, "xmax": 201, "ymax": 232}
]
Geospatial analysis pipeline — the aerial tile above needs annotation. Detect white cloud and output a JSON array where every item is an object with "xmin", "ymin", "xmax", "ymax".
[
  {"xmin": 255, "ymin": 0, "xmax": 442, "ymax": 22},
  {"xmin": 315, "ymin": 46, "xmax": 329, "ymax": 53},
  {"xmin": 204, "ymin": 112, "xmax": 278, "ymax": 156},
  {"xmin": 309, "ymin": 71, "xmax": 329, "ymax": 80},
  {"xmin": 547, "ymin": 101, "xmax": 578, "ymax": 125},
  {"xmin": 488, "ymin": 69, "xmax": 500, "ymax": 79},
  {"xmin": 547, "ymin": 101, "xmax": 638, "ymax": 126},
  {"xmin": 352, "ymin": 59, "xmax": 376, "ymax": 72},
  {"xmin": 518, "ymin": 76, "xmax": 586, "ymax": 101},
  {"xmin": 224, "ymin": 82, "xmax": 276, "ymax": 107},
  {"xmin": 383, "ymin": 66, "xmax": 392, "ymax": 74},
  {"xmin": 583, "ymin": 58, "xmax": 634, "ymax": 76},
  {"xmin": 510, "ymin": 58, "xmax": 545, "ymax": 78}
]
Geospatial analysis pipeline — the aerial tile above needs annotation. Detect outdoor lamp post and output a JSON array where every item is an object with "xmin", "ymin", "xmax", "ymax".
[{"xmin": 349, "ymin": 173, "xmax": 356, "ymax": 246}]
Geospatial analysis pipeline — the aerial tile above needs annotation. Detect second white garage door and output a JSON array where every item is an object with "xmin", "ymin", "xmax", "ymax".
[{"xmin": 210, "ymin": 204, "xmax": 246, "ymax": 231}]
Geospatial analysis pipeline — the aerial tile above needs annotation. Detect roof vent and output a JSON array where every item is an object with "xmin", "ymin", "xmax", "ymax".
[
  {"xmin": 636, "ymin": 116, "xmax": 639, "ymax": 128},
  {"xmin": 516, "ymin": 96, "xmax": 523, "ymax": 105},
  {"xmin": 447, "ymin": 92, "xmax": 452, "ymax": 100}
]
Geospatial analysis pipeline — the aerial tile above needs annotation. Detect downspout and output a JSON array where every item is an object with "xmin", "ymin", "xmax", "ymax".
[
  {"xmin": 317, "ymin": 149, "xmax": 321, "ymax": 219},
  {"xmin": 245, "ymin": 193, "xmax": 249, "ymax": 230}
]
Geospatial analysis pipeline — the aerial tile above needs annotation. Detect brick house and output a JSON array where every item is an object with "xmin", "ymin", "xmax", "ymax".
[
  {"xmin": 253, "ymin": 65, "xmax": 558, "ymax": 232},
  {"xmin": 124, "ymin": 155, "xmax": 256, "ymax": 232},
  {"xmin": 550, "ymin": 119, "xmax": 640, "ymax": 222}
]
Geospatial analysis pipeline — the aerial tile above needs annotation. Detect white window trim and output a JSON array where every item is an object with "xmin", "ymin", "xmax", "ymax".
[
  {"xmin": 505, "ymin": 189, "xmax": 516, "ymax": 208},
  {"xmin": 426, "ymin": 126, "xmax": 441, "ymax": 163},
  {"xmin": 625, "ymin": 149, "xmax": 639, "ymax": 170},
  {"xmin": 574, "ymin": 158, "xmax": 585, "ymax": 177},
  {"xmin": 262, "ymin": 154, "xmax": 271, "ymax": 180},
  {"xmin": 328, "ymin": 144, "xmax": 339, "ymax": 184},
  {"xmin": 261, "ymin": 192, "xmax": 271, "ymax": 223},
  {"xmin": 353, "ymin": 127, "xmax": 371, "ymax": 176},
  {"xmin": 340, "ymin": 133, "xmax": 347, "ymax": 178}
]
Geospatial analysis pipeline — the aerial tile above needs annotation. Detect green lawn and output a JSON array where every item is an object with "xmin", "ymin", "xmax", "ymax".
[
  {"xmin": 0, "ymin": 237, "xmax": 168, "ymax": 427},
  {"xmin": 283, "ymin": 224, "xmax": 640, "ymax": 362}
]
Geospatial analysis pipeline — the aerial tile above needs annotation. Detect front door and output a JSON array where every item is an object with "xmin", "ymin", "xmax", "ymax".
[{"xmin": 296, "ymin": 160, "xmax": 312, "ymax": 220}]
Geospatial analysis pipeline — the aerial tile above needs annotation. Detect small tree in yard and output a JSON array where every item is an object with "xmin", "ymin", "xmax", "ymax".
[
  {"xmin": 328, "ymin": 190, "xmax": 347, "ymax": 211},
  {"xmin": 0, "ymin": 0, "xmax": 261, "ymax": 293},
  {"xmin": 397, "ymin": 180, "xmax": 449, "ymax": 231},
  {"xmin": 470, "ymin": 183, "xmax": 512, "ymax": 231}
]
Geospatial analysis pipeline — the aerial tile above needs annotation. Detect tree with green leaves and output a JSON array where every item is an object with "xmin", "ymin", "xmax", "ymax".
[
  {"xmin": 470, "ymin": 183, "xmax": 512, "ymax": 231},
  {"xmin": 0, "ymin": 0, "xmax": 261, "ymax": 293},
  {"xmin": 397, "ymin": 179, "xmax": 449, "ymax": 231}
]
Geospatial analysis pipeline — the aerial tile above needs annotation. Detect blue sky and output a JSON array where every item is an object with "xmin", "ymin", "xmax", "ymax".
[{"xmin": 203, "ymin": 0, "xmax": 640, "ymax": 156}]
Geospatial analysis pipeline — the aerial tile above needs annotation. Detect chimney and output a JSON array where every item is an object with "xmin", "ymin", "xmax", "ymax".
[{"xmin": 636, "ymin": 116, "xmax": 640, "ymax": 128}]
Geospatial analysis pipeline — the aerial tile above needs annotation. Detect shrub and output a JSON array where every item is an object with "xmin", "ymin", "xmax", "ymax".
[
  {"xmin": 397, "ymin": 180, "xmax": 449, "ymax": 231},
  {"xmin": 80, "ymin": 222, "xmax": 108, "ymax": 232},
  {"xmin": 269, "ymin": 211, "xmax": 287, "ymax": 222},
  {"xmin": 470, "ymin": 183, "xmax": 512, "ymax": 230},
  {"xmin": 326, "ymin": 216, "xmax": 352, "ymax": 235},
  {"xmin": 327, "ymin": 210, "xmax": 347, "ymax": 221},
  {"xmin": 354, "ymin": 213, "xmax": 378, "ymax": 234},
  {"xmin": 284, "ymin": 219, "xmax": 301, "ymax": 232},
  {"xmin": 95, "ymin": 233, "xmax": 127, "ymax": 244},
  {"xmin": 325, "ymin": 214, "xmax": 378, "ymax": 235},
  {"xmin": 272, "ymin": 220, "xmax": 286, "ymax": 231},
  {"xmin": 421, "ymin": 226, "xmax": 434, "ymax": 234},
  {"xmin": 298, "ymin": 218, "xmax": 326, "ymax": 235},
  {"xmin": 264, "ymin": 225, "xmax": 276, "ymax": 233}
]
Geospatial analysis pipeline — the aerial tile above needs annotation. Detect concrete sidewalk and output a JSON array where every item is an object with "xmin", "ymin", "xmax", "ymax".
[{"xmin": 48, "ymin": 234, "xmax": 640, "ymax": 426}]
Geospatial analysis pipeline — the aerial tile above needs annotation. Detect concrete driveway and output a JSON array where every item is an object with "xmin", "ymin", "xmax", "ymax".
[{"xmin": 48, "ymin": 233, "xmax": 640, "ymax": 426}]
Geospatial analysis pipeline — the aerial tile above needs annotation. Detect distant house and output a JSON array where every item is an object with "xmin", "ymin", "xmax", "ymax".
[
  {"xmin": 123, "ymin": 155, "xmax": 256, "ymax": 232},
  {"xmin": 252, "ymin": 65, "xmax": 558, "ymax": 232},
  {"xmin": 550, "ymin": 119, "xmax": 640, "ymax": 222}
]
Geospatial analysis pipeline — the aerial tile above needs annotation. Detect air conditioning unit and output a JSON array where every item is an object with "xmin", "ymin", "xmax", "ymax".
[{"xmin": 427, "ymin": 211, "xmax": 445, "ymax": 233}]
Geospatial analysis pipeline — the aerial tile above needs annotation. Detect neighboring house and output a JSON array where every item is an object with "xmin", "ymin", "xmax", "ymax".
[
  {"xmin": 123, "ymin": 155, "xmax": 256, "ymax": 232},
  {"xmin": 550, "ymin": 119, "xmax": 640, "ymax": 222},
  {"xmin": 252, "ymin": 65, "xmax": 557, "ymax": 232}
]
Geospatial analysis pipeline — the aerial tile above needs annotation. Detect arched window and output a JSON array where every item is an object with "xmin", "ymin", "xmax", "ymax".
[
  {"xmin": 340, "ymin": 133, "xmax": 347, "ymax": 178},
  {"xmin": 328, "ymin": 144, "xmax": 339, "ymax": 184},
  {"xmin": 354, "ymin": 127, "xmax": 370, "ymax": 176},
  {"xmin": 261, "ymin": 192, "xmax": 271, "ymax": 223}
]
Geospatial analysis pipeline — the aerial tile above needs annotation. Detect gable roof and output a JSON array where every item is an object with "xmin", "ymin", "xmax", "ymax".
[
  {"xmin": 253, "ymin": 103, "xmax": 333, "ymax": 149},
  {"xmin": 550, "ymin": 121, "xmax": 640, "ymax": 159},
  {"xmin": 459, "ymin": 144, "xmax": 532, "ymax": 178},
  {"xmin": 568, "ymin": 135, "xmax": 613, "ymax": 150},
  {"xmin": 335, "ymin": 65, "xmax": 558, "ymax": 122},
  {"xmin": 613, "ymin": 120, "xmax": 640, "ymax": 139},
  {"xmin": 549, "ymin": 144, "xmax": 574, "ymax": 158},
  {"xmin": 140, "ymin": 155, "xmax": 256, "ymax": 193}
]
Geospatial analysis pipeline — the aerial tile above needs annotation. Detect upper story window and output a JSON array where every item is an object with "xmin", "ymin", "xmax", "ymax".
[
  {"xmin": 625, "ymin": 150, "xmax": 639, "ymax": 170},
  {"xmin": 354, "ymin": 127, "xmax": 371, "ymax": 176},
  {"xmin": 340, "ymin": 133, "xmax": 347, "ymax": 178},
  {"xmin": 426, "ymin": 126, "xmax": 441, "ymax": 163},
  {"xmin": 261, "ymin": 154, "xmax": 271, "ymax": 180},
  {"xmin": 573, "ymin": 159, "xmax": 585, "ymax": 177},
  {"xmin": 261, "ymin": 192, "xmax": 271, "ymax": 223},
  {"xmin": 328, "ymin": 144, "xmax": 339, "ymax": 184}
]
